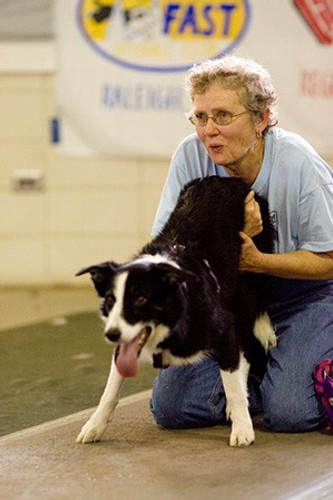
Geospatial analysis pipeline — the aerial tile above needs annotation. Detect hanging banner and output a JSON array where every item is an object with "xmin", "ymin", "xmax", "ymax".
[{"xmin": 54, "ymin": 0, "xmax": 333, "ymax": 157}]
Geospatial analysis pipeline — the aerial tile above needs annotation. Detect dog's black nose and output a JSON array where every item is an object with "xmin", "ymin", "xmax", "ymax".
[{"xmin": 105, "ymin": 329, "xmax": 121, "ymax": 342}]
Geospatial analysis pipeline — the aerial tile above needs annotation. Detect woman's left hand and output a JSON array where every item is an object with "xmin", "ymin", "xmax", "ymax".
[
  {"xmin": 239, "ymin": 231, "xmax": 263, "ymax": 273},
  {"xmin": 239, "ymin": 233, "xmax": 333, "ymax": 279}
]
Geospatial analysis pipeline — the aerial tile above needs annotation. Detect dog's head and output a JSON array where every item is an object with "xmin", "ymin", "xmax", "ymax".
[{"xmin": 76, "ymin": 255, "xmax": 197, "ymax": 378}]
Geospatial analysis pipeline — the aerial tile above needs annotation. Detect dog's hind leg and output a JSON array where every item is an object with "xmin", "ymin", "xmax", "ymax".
[
  {"xmin": 221, "ymin": 354, "xmax": 255, "ymax": 447},
  {"xmin": 76, "ymin": 351, "xmax": 124, "ymax": 444}
]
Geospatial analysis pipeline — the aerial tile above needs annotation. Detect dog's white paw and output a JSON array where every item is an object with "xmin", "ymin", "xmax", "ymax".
[
  {"xmin": 76, "ymin": 416, "xmax": 109, "ymax": 444},
  {"xmin": 229, "ymin": 425, "xmax": 255, "ymax": 447}
]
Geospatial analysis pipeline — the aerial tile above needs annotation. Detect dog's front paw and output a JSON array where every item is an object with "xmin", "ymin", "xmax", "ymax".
[
  {"xmin": 76, "ymin": 415, "xmax": 109, "ymax": 444},
  {"xmin": 229, "ymin": 424, "xmax": 255, "ymax": 447}
]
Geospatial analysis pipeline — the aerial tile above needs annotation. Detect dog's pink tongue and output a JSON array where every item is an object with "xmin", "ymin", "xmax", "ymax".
[{"xmin": 115, "ymin": 337, "xmax": 140, "ymax": 378}]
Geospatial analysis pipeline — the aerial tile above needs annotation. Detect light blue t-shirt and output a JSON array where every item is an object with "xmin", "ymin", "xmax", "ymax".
[{"xmin": 152, "ymin": 127, "xmax": 333, "ymax": 254}]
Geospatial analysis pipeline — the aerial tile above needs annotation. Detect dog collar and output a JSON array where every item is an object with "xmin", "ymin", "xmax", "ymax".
[{"xmin": 153, "ymin": 353, "xmax": 169, "ymax": 369}]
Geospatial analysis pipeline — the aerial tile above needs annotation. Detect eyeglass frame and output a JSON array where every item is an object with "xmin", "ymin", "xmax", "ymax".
[{"xmin": 185, "ymin": 109, "xmax": 249, "ymax": 127}]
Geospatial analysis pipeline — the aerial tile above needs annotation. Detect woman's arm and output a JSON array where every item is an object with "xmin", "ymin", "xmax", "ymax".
[{"xmin": 239, "ymin": 232, "xmax": 333, "ymax": 280}]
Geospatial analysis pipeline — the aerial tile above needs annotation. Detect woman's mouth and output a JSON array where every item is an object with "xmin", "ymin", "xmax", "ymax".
[
  {"xmin": 207, "ymin": 144, "xmax": 224, "ymax": 151},
  {"xmin": 208, "ymin": 144, "xmax": 224, "ymax": 154}
]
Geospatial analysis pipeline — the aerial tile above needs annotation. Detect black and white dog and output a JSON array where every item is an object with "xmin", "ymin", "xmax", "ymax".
[{"xmin": 76, "ymin": 176, "xmax": 276, "ymax": 447}]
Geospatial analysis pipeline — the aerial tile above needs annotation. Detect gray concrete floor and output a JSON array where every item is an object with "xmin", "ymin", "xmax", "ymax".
[{"xmin": 1, "ymin": 287, "xmax": 332, "ymax": 500}]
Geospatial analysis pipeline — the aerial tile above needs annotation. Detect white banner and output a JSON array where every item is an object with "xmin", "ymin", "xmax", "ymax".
[{"xmin": 54, "ymin": 0, "xmax": 333, "ymax": 157}]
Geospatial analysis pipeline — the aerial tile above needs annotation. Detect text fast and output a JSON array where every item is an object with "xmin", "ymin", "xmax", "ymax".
[{"xmin": 163, "ymin": 3, "xmax": 237, "ymax": 36}]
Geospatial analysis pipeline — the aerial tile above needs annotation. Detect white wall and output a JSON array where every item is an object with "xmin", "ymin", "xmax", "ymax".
[{"xmin": 0, "ymin": 44, "xmax": 169, "ymax": 285}]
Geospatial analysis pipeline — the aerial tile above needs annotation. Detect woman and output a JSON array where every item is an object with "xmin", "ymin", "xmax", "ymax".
[{"xmin": 150, "ymin": 55, "xmax": 333, "ymax": 432}]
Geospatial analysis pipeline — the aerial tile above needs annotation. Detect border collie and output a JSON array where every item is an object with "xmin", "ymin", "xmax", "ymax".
[{"xmin": 76, "ymin": 176, "xmax": 276, "ymax": 447}]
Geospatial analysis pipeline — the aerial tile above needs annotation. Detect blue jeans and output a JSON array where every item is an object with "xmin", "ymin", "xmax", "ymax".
[{"xmin": 150, "ymin": 279, "xmax": 333, "ymax": 432}]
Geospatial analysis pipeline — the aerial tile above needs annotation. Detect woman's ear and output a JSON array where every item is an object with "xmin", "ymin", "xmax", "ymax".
[{"xmin": 255, "ymin": 108, "xmax": 270, "ymax": 136}]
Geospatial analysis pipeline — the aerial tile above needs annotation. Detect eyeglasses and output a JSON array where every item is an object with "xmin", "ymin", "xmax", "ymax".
[{"xmin": 186, "ymin": 110, "xmax": 248, "ymax": 127}]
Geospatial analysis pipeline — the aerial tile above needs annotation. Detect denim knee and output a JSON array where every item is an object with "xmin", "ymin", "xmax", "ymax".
[
  {"xmin": 150, "ymin": 378, "xmax": 184, "ymax": 429},
  {"xmin": 150, "ymin": 367, "xmax": 197, "ymax": 429},
  {"xmin": 261, "ymin": 380, "xmax": 327, "ymax": 432},
  {"xmin": 150, "ymin": 360, "xmax": 226, "ymax": 429}
]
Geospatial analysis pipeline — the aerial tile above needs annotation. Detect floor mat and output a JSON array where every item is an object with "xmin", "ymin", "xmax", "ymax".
[{"xmin": 0, "ymin": 312, "xmax": 156, "ymax": 436}]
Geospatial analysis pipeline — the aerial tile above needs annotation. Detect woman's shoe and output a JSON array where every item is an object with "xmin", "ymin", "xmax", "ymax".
[{"xmin": 314, "ymin": 358, "xmax": 333, "ymax": 430}]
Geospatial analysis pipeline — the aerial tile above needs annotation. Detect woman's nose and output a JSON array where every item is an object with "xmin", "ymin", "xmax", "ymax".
[{"xmin": 203, "ymin": 116, "xmax": 219, "ymax": 135}]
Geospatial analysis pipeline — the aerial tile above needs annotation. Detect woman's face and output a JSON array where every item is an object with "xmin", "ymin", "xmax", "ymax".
[{"xmin": 192, "ymin": 83, "xmax": 266, "ymax": 176}]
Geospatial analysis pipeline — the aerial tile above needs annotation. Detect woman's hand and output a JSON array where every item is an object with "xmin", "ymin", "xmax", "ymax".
[
  {"xmin": 239, "ymin": 232, "xmax": 333, "ymax": 279},
  {"xmin": 239, "ymin": 232, "xmax": 263, "ymax": 273},
  {"xmin": 243, "ymin": 191, "xmax": 263, "ymax": 237}
]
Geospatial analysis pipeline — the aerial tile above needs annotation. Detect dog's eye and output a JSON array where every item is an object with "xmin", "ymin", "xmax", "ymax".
[
  {"xmin": 133, "ymin": 296, "xmax": 147, "ymax": 307},
  {"xmin": 104, "ymin": 292, "xmax": 116, "ymax": 310}
]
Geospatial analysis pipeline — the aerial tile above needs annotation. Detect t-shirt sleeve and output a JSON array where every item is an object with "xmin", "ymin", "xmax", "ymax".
[
  {"xmin": 298, "ymin": 183, "xmax": 333, "ymax": 252},
  {"xmin": 151, "ymin": 156, "xmax": 188, "ymax": 236},
  {"xmin": 263, "ymin": 129, "xmax": 333, "ymax": 254}
]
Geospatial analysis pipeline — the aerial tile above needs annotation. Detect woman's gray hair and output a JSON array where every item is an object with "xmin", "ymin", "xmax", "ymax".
[{"xmin": 185, "ymin": 55, "xmax": 278, "ymax": 134}]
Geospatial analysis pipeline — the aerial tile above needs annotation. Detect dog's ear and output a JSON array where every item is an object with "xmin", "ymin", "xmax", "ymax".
[{"xmin": 76, "ymin": 261, "xmax": 118, "ymax": 297}]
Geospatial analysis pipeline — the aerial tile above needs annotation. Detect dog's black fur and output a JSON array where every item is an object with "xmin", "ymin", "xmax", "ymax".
[
  {"xmin": 141, "ymin": 176, "xmax": 274, "ymax": 376},
  {"xmin": 76, "ymin": 176, "xmax": 276, "ymax": 446}
]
